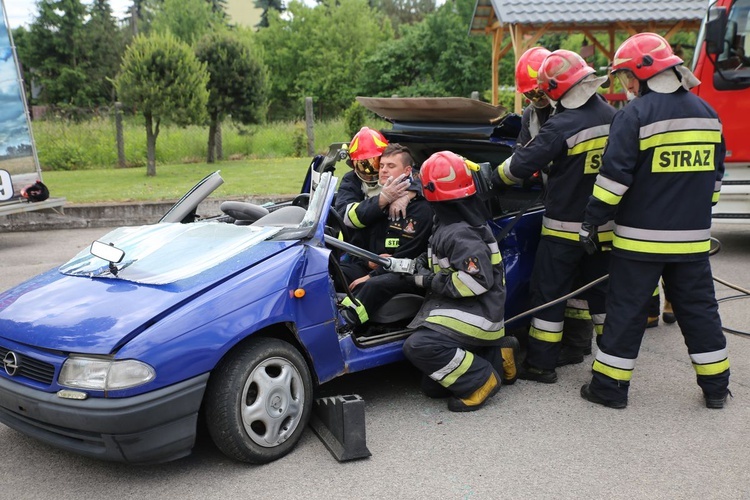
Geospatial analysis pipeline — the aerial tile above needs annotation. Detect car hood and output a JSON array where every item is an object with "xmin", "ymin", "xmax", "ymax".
[{"xmin": 0, "ymin": 224, "xmax": 298, "ymax": 353}]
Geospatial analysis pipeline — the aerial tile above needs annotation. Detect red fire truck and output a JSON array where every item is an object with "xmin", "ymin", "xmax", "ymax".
[{"xmin": 693, "ymin": 0, "xmax": 750, "ymax": 221}]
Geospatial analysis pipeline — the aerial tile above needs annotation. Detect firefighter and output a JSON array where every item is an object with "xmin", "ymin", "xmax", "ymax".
[
  {"xmin": 496, "ymin": 50, "xmax": 616, "ymax": 383},
  {"xmin": 339, "ymin": 143, "xmax": 433, "ymax": 326},
  {"xmin": 515, "ymin": 46, "xmax": 553, "ymax": 149},
  {"xmin": 402, "ymin": 151, "xmax": 519, "ymax": 412},
  {"xmin": 579, "ymin": 33, "xmax": 730, "ymax": 409},
  {"xmin": 335, "ymin": 127, "xmax": 418, "ymax": 241},
  {"xmin": 515, "ymin": 46, "xmax": 596, "ymax": 367}
]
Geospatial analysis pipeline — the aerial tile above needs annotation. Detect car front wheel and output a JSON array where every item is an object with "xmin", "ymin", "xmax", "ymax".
[{"xmin": 205, "ymin": 337, "xmax": 313, "ymax": 463}]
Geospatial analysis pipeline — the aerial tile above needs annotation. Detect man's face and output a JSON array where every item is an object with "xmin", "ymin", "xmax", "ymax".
[{"xmin": 379, "ymin": 152, "xmax": 412, "ymax": 184}]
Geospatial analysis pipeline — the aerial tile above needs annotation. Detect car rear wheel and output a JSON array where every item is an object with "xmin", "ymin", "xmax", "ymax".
[{"xmin": 205, "ymin": 338, "xmax": 313, "ymax": 463}]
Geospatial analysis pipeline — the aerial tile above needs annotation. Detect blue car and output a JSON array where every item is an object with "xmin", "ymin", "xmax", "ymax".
[{"xmin": 0, "ymin": 98, "xmax": 544, "ymax": 464}]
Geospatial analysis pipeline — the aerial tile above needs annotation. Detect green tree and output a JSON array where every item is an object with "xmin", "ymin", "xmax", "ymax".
[
  {"xmin": 257, "ymin": 0, "xmax": 393, "ymax": 120},
  {"xmin": 358, "ymin": 0, "xmax": 491, "ymax": 98},
  {"xmin": 115, "ymin": 33, "xmax": 209, "ymax": 176},
  {"xmin": 24, "ymin": 0, "xmax": 87, "ymax": 105},
  {"xmin": 150, "ymin": 0, "xmax": 225, "ymax": 45},
  {"xmin": 83, "ymin": 0, "xmax": 126, "ymax": 103},
  {"xmin": 372, "ymin": 0, "xmax": 436, "ymax": 35},
  {"xmin": 254, "ymin": 0, "xmax": 284, "ymax": 28},
  {"xmin": 195, "ymin": 30, "xmax": 269, "ymax": 163}
]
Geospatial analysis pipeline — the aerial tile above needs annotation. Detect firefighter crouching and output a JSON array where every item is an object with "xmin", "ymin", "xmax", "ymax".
[
  {"xmin": 402, "ymin": 151, "xmax": 519, "ymax": 412},
  {"xmin": 496, "ymin": 50, "xmax": 617, "ymax": 383},
  {"xmin": 579, "ymin": 33, "xmax": 730, "ymax": 409}
]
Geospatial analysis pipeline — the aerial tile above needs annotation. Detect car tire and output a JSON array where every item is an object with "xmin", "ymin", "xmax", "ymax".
[{"xmin": 205, "ymin": 337, "xmax": 313, "ymax": 464}]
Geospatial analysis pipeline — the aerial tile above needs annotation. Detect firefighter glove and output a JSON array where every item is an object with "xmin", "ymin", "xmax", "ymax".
[
  {"xmin": 579, "ymin": 222, "xmax": 599, "ymax": 255},
  {"xmin": 414, "ymin": 252, "xmax": 429, "ymax": 274}
]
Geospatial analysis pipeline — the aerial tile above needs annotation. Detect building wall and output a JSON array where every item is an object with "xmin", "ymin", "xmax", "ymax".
[{"xmin": 225, "ymin": 0, "xmax": 262, "ymax": 28}]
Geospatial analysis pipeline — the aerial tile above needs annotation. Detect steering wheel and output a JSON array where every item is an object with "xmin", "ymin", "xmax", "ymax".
[{"xmin": 292, "ymin": 193, "xmax": 310, "ymax": 209}]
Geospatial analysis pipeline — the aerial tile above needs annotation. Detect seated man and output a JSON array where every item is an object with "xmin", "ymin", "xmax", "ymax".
[{"xmin": 339, "ymin": 143, "xmax": 433, "ymax": 327}]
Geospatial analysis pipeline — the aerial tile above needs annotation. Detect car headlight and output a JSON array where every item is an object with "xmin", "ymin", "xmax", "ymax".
[{"xmin": 59, "ymin": 356, "xmax": 155, "ymax": 390}]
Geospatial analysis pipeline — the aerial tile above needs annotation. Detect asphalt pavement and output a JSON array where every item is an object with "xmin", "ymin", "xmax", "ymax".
[{"xmin": 0, "ymin": 222, "xmax": 749, "ymax": 499}]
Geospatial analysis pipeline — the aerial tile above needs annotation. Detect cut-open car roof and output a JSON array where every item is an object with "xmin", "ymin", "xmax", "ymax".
[{"xmin": 356, "ymin": 97, "xmax": 508, "ymax": 124}]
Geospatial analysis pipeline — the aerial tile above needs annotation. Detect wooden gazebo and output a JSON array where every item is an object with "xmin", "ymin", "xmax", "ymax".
[{"xmin": 469, "ymin": 0, "xmax": 707, "ymax": 112}]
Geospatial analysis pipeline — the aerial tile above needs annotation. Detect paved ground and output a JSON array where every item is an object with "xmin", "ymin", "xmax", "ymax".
[{"xmin": 0, "ymin": 223, "xmax": 748, "ymax": 499}]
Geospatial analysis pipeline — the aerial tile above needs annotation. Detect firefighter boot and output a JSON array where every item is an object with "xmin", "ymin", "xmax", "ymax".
[
  {"xmin": 662, "ymin": 300, "xmax": 676, "ymax": 324},
  {"xmin": 580, "ymin": 383, "xmax": 627, "ymax": 409},
  {"xmin": 704, "ymin": 389, "xmax": 732, "ymax": 409},
  {"xmin": 518, "ymin": 363, "xmax": 558, "ymax": 384},
  {"xmin": 447, "ymin": 372, "xmax": 500, "ymax": 412},
  {"xmin": 498, "ymin": 336, "xmax": 520, "ymax": 385},
  {"xmin": 556, "ymin": 345, "xmax": 586, "ymax": 367}
]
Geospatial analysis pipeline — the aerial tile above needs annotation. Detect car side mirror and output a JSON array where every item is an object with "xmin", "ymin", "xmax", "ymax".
[{"xmin": 705, "ymin": 6, "xmax": 729, "ymax": 55}]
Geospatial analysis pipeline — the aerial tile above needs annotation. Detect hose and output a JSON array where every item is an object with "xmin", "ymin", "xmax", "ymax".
[{"xmin": 504, "ymin": 235, "xmax": 750, "ymax": 337}]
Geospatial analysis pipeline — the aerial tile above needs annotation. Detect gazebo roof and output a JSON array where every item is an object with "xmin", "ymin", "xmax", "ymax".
[
  {"xmin": 470, "ymin": 0, "xmax": 707, "ymax": 33},
  {"xmin": 469, "ymin": 0, "xmax": 707, "ymax": 108}
]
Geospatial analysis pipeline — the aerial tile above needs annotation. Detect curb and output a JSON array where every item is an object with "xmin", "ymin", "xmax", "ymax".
[{"xmin": 0, "ymin": 195, "xmax": 292, "ymax": 233}]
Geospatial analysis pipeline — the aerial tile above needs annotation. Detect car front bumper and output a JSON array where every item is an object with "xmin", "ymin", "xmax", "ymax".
[{"xmin": 0, "ymin": 373, "xmax": 209, "ymax": 464}]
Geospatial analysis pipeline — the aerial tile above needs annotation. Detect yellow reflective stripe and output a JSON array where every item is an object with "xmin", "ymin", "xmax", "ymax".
[
  {"xmin": 341, "ymin": 296, "xmax": 368, "ymax": 323},
  {"xmin": 541, "ymin": 226, "xmax": 579, "ymax": 241},
  {"xmin": 592, "ymin": 360, "xmax": 632, "ymax": 381},
  {"xmin": 712, "ymin": 191, "xmax": 720, "ymax": 203},
  {"xmin": 451, "ymin": 273, "xmax": 476, "ymax": 297},
  {"xmin": 599, "ymin": 230, "xmax": 613, "ymax": 243},
  {"xmin": 347, "ymin": 203, "xmax": 365, "ymax": 228},
  {"xmin": 613, "ymin": 235, "xmax": 710, "ymax": 254},
  {"xmin": 593, "ymin": 184, "xmax": 622, "ymax": 205},
  {"xmin": 652, "ymin": 287, "xmax": 659, "ymax": 297},
  {"xmin": 568, "ymin": 136, "xmax": 608, "ymax": 155},
  {"xmin": 426, "ymin": 316, "xmax": 505, "ymax": 341},
  {"xmin": 498, "ymin": 163, "xmax": 516, "ymax": 186},
  {"xmin": 594, "ymin": 323, "xmax": 604, "ymax": 335},
  {"xmin": 565, "ymin": 308, "xmax": 592, "ymax": 320},
  {"xmin": 440, "ymin": 351, "xmax": 475, "ymax": 387},
  {"xmin": 693, "ymin": 358, "xmax": 730, "ymax": 376},
  {"xmin": 640, "ymin": 130, "xmax": 722, "ymax": 150},
  {"xmin": 491, "ymin": 252, "xmax": 501, "ymax": 265},
  {"xmin": 529, "ymin": 326, "xmax": 563, "ymax": 343}
]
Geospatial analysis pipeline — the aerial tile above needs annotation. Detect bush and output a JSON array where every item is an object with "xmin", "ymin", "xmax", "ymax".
[{"xmin": 343, "ymin": 101, "xmax": 367, "ymax": 139}]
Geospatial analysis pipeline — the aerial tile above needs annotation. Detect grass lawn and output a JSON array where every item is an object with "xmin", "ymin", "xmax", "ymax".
[{"xmin": 43, "ymin": 157, "xmax": 314, "ymax": 204}]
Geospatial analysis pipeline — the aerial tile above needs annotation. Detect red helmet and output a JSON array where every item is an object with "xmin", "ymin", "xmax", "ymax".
[
  {"xmin": 348, "ymin": 127, "xmax": 388, "ymax": 161},
  {"xmin": 420, "ymin": 151, "xmax": 476, "ymax": 202},
  {"xmin": 537, "ymin": 49, "xmax": 595, "ymax": 101},
  {"xmin": 348, "ymin": 127, "xmax": 388, "ymax": 184},
  {"xmin": 612, "ymin": 32, "xmax": 683, "ymax": 80},
  {"xmin": 516, "ymin": 47, "xmax": 551, "ymax": 94}
]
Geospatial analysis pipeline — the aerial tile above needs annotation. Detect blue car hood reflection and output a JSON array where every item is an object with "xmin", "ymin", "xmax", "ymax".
[{"xmin": 0, "ymin": 224, "xmax": 297, "ymax": 353}]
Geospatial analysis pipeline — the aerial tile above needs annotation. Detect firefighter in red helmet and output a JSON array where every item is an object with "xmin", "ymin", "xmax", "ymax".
[
  {"xmin": 496, "ymin": 49, "xmax": 616, "ymax": 384},
  {"xmin": 579, "ymin": 33, "xmax": 730, "ymax": 409},
  {"xmin": 402, "ymin": 151, "xmax": 519, "ymax": 412},
  {"xmin": 515, "ymin": 46, "xmax": 552, "ymax": 149},
  {"xmin": 515, "ymin": 46, "xmax": 596, "ymax": 368}
]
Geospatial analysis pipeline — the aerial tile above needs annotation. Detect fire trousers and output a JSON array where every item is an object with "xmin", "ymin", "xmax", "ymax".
[
  {"xmin": 403, "ymin": 328, "xmax": 501, "ymax": 398},
  {"xmin": 526, "ymin": 238, "xmax": 609, "ymax": 371},
  {"xmin": 590, "ymin": 255, "xmax": 729, "ymax": 403}
]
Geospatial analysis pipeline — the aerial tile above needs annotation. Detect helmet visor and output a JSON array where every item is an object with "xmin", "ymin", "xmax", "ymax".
[
  {"xmin": 616, "ymin": 70, "xmax": 636, "ymax": 91},
  {"xmin": 352, "ymin": 157, "xmax": 380, "ymax": 183},
  {"xmin": 523, "ymin": 89, "xmax": 547, "ymax": 102}
]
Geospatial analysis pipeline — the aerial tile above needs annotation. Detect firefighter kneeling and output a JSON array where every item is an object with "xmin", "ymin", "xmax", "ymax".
[
  {"xmin": 580, "ymin": 33, "xmax": 731, "ymax": 409},
  {"xmin": 402, "ymin": 151, "xmax": 519, "ymax": 412}
]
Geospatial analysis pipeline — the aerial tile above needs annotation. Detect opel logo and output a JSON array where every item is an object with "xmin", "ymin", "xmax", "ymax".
[{"xmin": 3, "ymin": 351, "xmax": 19, "ymax": 376}]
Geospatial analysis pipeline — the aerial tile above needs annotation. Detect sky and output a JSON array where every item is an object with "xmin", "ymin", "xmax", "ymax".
[{"xmin": 4, "ymin": 0, "xmax": 133, "ymax": 29}]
